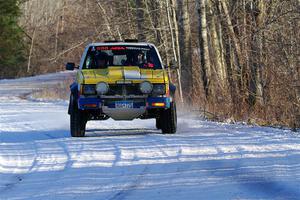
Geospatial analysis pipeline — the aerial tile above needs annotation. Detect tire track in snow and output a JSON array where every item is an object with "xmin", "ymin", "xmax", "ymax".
[
  {"xmin": 107, "ymin": 166, "xmax": 149, "ymax": 200},
  {"xmin": 0, "ymin": 175, "xmax": 23, "ymax": 193},
  {"xmin": 105, "ymin": 131, "xmax": 185, "ymax": 200},
  {"xmin": 1, "ymin": 133, "xmax": 73, "ymax": 196},
  {"xmin": 104, "ymin": 131, "xmax": 151, "ymax": 200},
  {"xmin": 43, "ymin": 133, "xmax": 74, "ymax": 173}
]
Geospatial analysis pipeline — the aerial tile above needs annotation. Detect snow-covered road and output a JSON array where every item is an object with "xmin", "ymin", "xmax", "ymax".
[{"xmin": 1, "ymin": 72, "xmax": 300, "ymax": 200}]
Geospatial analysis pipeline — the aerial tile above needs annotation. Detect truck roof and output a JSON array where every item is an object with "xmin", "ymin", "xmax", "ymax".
[{"xmin": 87, "ymin": 42, "xmax": 155, "ymax": 47}]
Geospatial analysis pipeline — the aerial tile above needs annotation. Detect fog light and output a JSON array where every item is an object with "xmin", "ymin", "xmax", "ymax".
[
  {"xmin": 96, "ymin": 82, "xmax": 109, "ymax": 95},
  {"xmin": 139, "ymin": 81, "xmax": 153, "ymax": 94}
]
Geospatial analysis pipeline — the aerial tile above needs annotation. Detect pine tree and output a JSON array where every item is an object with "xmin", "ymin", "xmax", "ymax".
[{"xmin": 0, "ymin": 0, "xmax": 26, "ymax": 78}]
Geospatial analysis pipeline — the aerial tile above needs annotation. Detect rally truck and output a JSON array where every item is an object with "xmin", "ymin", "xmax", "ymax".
[{"xmin": 66, "ymin": 40, "xmax": 177, "ymax": 137}]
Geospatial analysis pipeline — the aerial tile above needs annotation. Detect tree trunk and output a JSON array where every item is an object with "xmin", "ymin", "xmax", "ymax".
[
  {"xmin": 136, "ymin": 0, "xmax": 145, "ymax": 41},
  {"xmin": 166, "ymin": 0, "xmax": 183, "ymax": 102},
  {"xmin": 96, "ymin": 1, "xmax": 116, "ymax": 40},
  {"xmin": 256, "ymin": 0, "xmax": 265, "ymax": 106},
  {"xmin": 177, "ymin": 0, "xmax": 193, "ymax": 103},
  {"xmin": 170, "ymin": 0, "xmax": 182, "ymax": 74},
  {"xmin": 248, "ymin": 0, "xmax": 264, "ymax": 108},
  {"xmin": 220, "ymin": 0, "xmax": 243, "ymax": 95},
  {"xmin": 27, "ymin": 27, "xmax": 36, "ymax": 73},
  {"xmin": 160, "ymin": 1, "xmax": 170, "ymax": 72},
  {"xmin": 146, "ymin": 0, "xmax": 161, "ymax": 44},
  {"xmin": 126, "ymin": 0, "xmax": 135, "ymax": 38},
  {"xmin": 55, "ymin": 18, "xmax": 60, "ymax": 58},
  {"xmin": 196, "ymin": 0, "xmax": 211, "ymax": 98},
  {"xmin": 209, "ymin": 0, "xmax": 226, "ymax": 88},
  {"xmin": 61, "ymin": 0, "xmax": 65, "ymax": 33}
]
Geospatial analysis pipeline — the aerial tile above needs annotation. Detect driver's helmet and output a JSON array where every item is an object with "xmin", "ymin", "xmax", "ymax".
[
  {"xmin": 137, "ymin": 51, "xmax": 145, "ymax": 64},
  {"xmin": 95, "ymin": 51, "xmax": 108, "ymax": 68},
  {"xmin": 95, "ymin": 51, "xmax": 108, "ymax": 62},
  {"xmin": 124, "ymin": 52, "xmax": 135, "ymax": 65}
]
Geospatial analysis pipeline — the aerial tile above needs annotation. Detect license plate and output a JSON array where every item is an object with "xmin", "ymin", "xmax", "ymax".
[{"xmin": 115, "ymin": 101, "xmax": 133, "ymax": 109}]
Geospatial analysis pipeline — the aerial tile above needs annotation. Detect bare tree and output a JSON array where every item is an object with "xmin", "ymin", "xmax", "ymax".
[
  {"xmin": 136, "ymin": 0, "xmax": 145, "ymax": 41},
  {"xmin": 15, "ymin": 0, "xmax": 300, "ymax": 128},
  {"xmin": 177, "ymin": 0, "xmax": 193, "ymax": 103}
]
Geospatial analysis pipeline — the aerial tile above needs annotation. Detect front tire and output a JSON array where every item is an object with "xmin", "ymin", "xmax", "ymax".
[
  {"xmin": 156, "ymin": 118, "xmax": 162, "ymax": 129},
  {"xmin": 70, "ymin": 96, "xmax": 87, "ymax": 137},
  {"xmin": 160, "ymin": 102, "xmax": 177, "ymax": 134}
]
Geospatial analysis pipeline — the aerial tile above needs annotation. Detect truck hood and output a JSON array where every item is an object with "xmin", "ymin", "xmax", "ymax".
[{"xmin": 79, "ymin": 66, "xmax": 167, "ymax": 84}]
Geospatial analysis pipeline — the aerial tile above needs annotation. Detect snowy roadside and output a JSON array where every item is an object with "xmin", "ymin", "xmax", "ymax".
[{"xmin": 1, "ymin": 72, "xmax": 300, "ymax": 200}]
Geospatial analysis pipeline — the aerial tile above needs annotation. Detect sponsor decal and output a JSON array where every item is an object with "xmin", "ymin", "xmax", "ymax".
[
  {"xmin": 95, "ymin": 46, "xmax": 149, "ymax": 51},
  {"xmin": 126, "ymin": 47, "xmax": 149, "ymax": 51}
]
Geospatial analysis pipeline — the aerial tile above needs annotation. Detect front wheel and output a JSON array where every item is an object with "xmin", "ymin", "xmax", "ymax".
[
  {"xmin": 156, "ymin": 118, "xmax": 162, "ymax": 129},
  {"xmin": 160, "ymin": 102, "xmax": 177, "ymax": 134},
  {"xmin": 70, "ymin": 101, "xmax": 87, "ymax": 137}
]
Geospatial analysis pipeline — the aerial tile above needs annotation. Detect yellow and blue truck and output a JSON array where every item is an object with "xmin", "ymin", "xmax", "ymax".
[{"xmin": 66, "ymin": 40, "xmax": 177, "ymax": 137}]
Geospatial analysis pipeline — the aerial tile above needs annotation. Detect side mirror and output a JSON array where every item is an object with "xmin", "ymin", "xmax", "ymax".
[{"xmin": 66, "ymin": 62, "xmax": 75, "ymax": 71}]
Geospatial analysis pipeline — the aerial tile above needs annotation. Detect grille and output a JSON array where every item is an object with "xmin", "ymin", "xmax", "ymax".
[{"xmin": 107, "ymin": 84, "xmax": 142, "ymax": 96}]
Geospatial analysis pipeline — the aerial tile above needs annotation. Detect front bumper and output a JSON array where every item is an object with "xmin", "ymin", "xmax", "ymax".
[{"xmin": 78, "ymin": 96, "xmax": 171, "ymax": 110}]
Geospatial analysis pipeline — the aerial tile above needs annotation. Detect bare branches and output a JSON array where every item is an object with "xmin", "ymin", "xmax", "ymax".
[
  {"xmin": 49, "ymin": 38, "xmax": 88, "ymax": 62},
  {"xmin": 15, "ymin": 0, "xmax": 300, "ymax": 128}
]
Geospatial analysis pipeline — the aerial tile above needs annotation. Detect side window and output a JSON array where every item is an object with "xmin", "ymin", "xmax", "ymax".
[
  {"xmin": 149, "ymin": 48, "xmax": 162, "ymax": 69},
  {"xmin": 84, "ymin": 55, "xmax": 93, "ymax": 69}
]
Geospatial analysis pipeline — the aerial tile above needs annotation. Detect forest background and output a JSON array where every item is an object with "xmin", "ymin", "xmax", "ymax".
[{"xmin": 0, "ymin": 0, "xmax": 299, "ymax": 128}]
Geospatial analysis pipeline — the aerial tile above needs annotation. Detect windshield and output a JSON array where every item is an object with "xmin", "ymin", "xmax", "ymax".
[{"xmin": 83, "ymin": 45, "xmax": 162, "ymax": 69}]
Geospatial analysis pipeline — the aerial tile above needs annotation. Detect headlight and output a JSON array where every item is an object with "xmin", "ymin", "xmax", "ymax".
[
  {"xmin": 152, "ymin": 84, "xmax": 166, "ymax": 95},
  {"xmin": 139, "ymin": 81, "xmax": 153, "ymax": 94},
  {"xmin": 82, "ymin": 84, "xmax": 96, "ymax": 95},
  {"xmin": 96, "ymin": 82, "xmax": 109, "ymax": 95}
]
